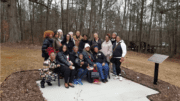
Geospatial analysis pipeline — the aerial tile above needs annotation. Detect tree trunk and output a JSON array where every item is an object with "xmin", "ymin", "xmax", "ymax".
[
  {"xmin": 7, "ymin": 0, "xmax": 20, "ymax": 43},
  {"xmin": 138, "ymin": 0, "xmax": 145, "ymax": 52}
]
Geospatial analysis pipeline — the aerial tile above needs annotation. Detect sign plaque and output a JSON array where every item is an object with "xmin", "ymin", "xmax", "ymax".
[{"xmin": 148, "ymin": 54, "xmax": 169, "ymax": 85}]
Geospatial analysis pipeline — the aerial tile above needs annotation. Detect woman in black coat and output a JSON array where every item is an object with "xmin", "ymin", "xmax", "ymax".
[
  {"xmin": 42, "ymin": 31, "xmax": 54, "ymax": 60},
  {"xmin": 61, "ymin": 34, "xmax": 75, "ymax": 52},
  {"xmin": 78, "ymin": 34, "xmax": 91, "ymax": 53},
  {"xmin": 55, "ymin": 45, "xmax": 76, "ymax": 88}
]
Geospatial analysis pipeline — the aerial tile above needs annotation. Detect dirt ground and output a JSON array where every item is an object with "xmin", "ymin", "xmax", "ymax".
[{"xmin": 0, "ymin": 43, "xmax": 180, "ymax": 87}]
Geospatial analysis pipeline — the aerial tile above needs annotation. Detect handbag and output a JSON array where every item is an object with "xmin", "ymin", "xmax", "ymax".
[
  {"xmin": 91, "ymin": 72, "xmax": 99, "ymax": 78},
  {"xmin": 110, "ymin": 42, "xmax": 121, "ymax": 63}
]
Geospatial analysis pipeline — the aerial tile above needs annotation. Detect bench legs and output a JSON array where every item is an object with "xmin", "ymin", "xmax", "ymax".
[{"xmin": 58, "ymin": 73, "xmax": 60, "ymax": 86}]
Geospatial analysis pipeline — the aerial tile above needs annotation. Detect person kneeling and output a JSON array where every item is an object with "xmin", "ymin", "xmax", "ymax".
[
  {"xmin": 93, "ymin": 46, "xmax": 109, "ymax": 83},
  {"xmin": 40, "ymin": 52, "xmax": 60, "ymax": 88}
]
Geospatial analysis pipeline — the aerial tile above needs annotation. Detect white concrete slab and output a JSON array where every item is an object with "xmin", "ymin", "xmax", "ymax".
[{"xmin": 36, "ymin": 74, "xmax": 159, "ymax": 101}]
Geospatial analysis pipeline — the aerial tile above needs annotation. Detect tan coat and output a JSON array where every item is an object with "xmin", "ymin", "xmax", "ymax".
[{"xmin": 73, "ymin": 35, "xmax": 83, "ymax": 46}]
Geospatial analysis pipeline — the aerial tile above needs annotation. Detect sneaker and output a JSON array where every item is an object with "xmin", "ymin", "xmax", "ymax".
[
  {"xmin": 77, "ymin": 79, "xmax": 83, "ymax": 85},
  {"xmin": 73, "ymin": 79, "xmax": 78, "ymax": 85},
  {"xmin": 119, "ymin": 76, "xmax": 123, "ymax": 81},
  {"xmin": 113, "ymin": 75, "xmax": 119, "ymax": 80}
]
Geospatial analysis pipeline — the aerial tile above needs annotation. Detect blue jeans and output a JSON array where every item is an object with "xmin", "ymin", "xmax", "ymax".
[
  {"xmin": 77, "ymin": 68, "xmax": 88, "ymax": 79},
  {"xmin": 113, "ymin": 63, "xmax": 117, "ymax": 75},
  {"xmin": 96, "ymin": 62, "xmax": 109, "ymax": 80}
]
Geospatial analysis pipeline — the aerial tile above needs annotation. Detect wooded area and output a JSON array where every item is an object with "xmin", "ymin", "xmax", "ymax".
[{"xmin": 0, "ymin": 0, "xmax": 180, "ymax": 57}]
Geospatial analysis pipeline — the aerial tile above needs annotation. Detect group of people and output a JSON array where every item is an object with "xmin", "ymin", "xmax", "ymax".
[{"xmin": 40, "ymin": 29, "xmax": 127, "ymax": 89}]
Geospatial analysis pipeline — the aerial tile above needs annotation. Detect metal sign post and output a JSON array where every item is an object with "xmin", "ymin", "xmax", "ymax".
[{"xmin": 148, "ymin": 54, "xmax": 169, "ymax": 85}]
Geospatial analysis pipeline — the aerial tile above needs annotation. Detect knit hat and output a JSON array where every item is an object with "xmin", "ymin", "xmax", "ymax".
[
  {"xmin": 69, "ymin": 31, "xmax": 73, "ymax": 35},
  {"xmin": 44, "ymin": 30, "xmax": 54, "ymax": 38},
  {"xmin": 46, "ymin": 47, "xmax": 54, "ymax": 56},
  {"xmin": 84, "ymin": 43, "xmax": 90, "ymax": 48},
  {"xmin": 94, "ymin": 45, "xmax": 98, "ymax": 48},
  {"xmin": 57, "ymin": 29, "xmax": 62, "ymax": 32}
]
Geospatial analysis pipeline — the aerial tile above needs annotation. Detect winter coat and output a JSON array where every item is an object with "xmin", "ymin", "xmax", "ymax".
[
  {"xmin": 53, "ymin": 38, "xmax": 62, "ymax": 52},
  {"xmin": 40, "ymin": 58, "xmax": 58, "ymax": 82},
  {"xmin": 82, "ymin": 49, "xmax": 95, "ymax": 66},
  {"xmin": 78, "ymin": 39, "xmax": 91, "ymax": 53},
  {"xmin": 93, "ymin": 51, "xmax": 107, "ymax": 63},
  {"xmin": 112, "ymin": 40, "xmax": 127, "ymax": 58},
  {"xmin": 75, "ymin": 58, "xmax": 88, "ymax": 70},
  {"xmin": 73, "ymin": 35, "xmax": 83, "ymax": 46},
  {"xmin": 90, "ymin": 38, "xmax": 103, "ymax": 51},
  {"xmin": 42, "ymin": 38, "xmax": 54, "ymax": 58},
  {"xmin": 61, "ymin": 35, "xmax": 75, "ymax": 52},
  {"xmin": 101, "ymin": 40, "xmax": 113, "ymax": 62},
  {"xmin": 56, "ymin": 52, "xmax": 71, "ymax": 67}
]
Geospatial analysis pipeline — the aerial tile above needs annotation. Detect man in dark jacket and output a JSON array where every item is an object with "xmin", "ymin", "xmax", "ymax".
[
  {"xmin": 111, "ymin": 32, "xmax": 117, "ymax": 76},
  {"xmin": 90, "ymin": 33, "xmax": 103, "ymax": 52},
  {"xmin": 79, "ymin": 34, "xmax": 91, "ymax": 53},
  {"xmin": 93, "ymin": 46, "xmax": 109, "ymax": 83}
]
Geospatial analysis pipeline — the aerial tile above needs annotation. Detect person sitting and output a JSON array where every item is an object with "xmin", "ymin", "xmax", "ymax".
[
  {"xmin": 61, "ymin": 34, "xmax": 75, "ymax": 52},
  {"xmin": 56, "ymin": 45, "xmax": 76, "ymax": 88},
  {"xmin": 40, "ymin": 51, "xmax": 60, "ymax": 88},
  {"xmin": 82, "ymin": 43, "xmax": 97, "ymax": 83},
  {"xmin": 73, "ymin": 53, "xmax": 89, "ymax": 85},
  {"xmin": 93, "ymin": 46, "xmax": 109, "ymax": 83},
  {"xmin": 79, "ymin": 34, "xmax": 91, "ymax": 53},
  {"xmin": 42, "ymin": 30, "xmax": 54, "ymax": 60}
]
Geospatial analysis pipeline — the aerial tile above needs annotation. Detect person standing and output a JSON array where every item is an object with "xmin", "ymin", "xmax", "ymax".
[
  {"xmin": 69, "ymin": 31, "xmax": 75, "ymax": 44},
  {"xmin": 112, "ymin": 36, "xmax": 127, "ymax": 81},
  {"xmin": 79, "ymin": 34, "xmax": 91, "ymax": 53},
  {"xmin": 73, "ymin": 31, "xmax": 83, "ymax": 46},
  {"xmin": 93, "ymin": 46, "xmax": 109, "ymax": 83},
  {"xmin": 110, "ymin": 32, "xmax": 117, "ymax": 75},
  {"xmin": 53, "ymin": 31, "xmax": 62, "ymax": 53},
  {"xmin": 101, "ymin": 34, "xmax": 112, "ymax": 63},
  {"xmin": 57, "ymin": 29, "xmax": 63, "ymax": 42},
  {"xmin": 111, "ymin": 32, "xmax": 117, "ymax": 44},
  {"xmin": 90, "ymin": 33, "xmax": 103, "ymax": 51},
  {"xmin": 61, "ymin": 34, "xmax": 75, "ymax": 52},
  {"xmin": 42, "ymin": 30, "xmax": 54, "ymax": 60}
]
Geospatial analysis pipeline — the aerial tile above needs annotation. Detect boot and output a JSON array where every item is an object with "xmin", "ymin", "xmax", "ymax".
[
  {"xmin": 41, "ymin": 79, "xmax": 45, "ymax": 88},
  {"xmin": 47, "ymin": 82, "xmax": 52, "ymax": 86}
]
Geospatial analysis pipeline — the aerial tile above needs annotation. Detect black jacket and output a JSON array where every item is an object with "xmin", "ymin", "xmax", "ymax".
[
  {"xmin": 69, "ymin": 51, "xmax": 80, "ymax": 69},
  {"xmin": 42, "ymin": 38, "xmax": 53, "ymax": 57},
  {"xmin": 61, "ymin": 35, "xmax": 75, "ymax": 52},
  {"xmin": 79, "ymin": 39, "xmax": 91, "ymax": 53},
  {"xmin": 82, "ymin": 50, "xmax": 95, "ymax": 66},
  {"xmin": 56, "ymin": 52, "xmax": 71, "ymax": 67},
  {"xmin": 111, "ymin": 38, "xmax": 116, "ymax": 45},
  {"xmin": 75, "ymin": 58, "xmax": 88, "ymax": 70},
  {"xmin": 90, "ymin": 38, "xmax": 103, "ymax": 52},
  {"xmin": 93, "ymin": 51, "xmax": 106, "ymax": 63}
]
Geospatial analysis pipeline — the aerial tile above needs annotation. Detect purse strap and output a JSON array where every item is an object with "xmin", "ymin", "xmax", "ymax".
[{"xmin": 113, "ymin": 42, "xmax": 121, "ymax": 52}]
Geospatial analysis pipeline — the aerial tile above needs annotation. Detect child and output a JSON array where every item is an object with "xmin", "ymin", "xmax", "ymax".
[{"xmin": 74, "ymin": 53, "xmax": 89, "ymax": 85}]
